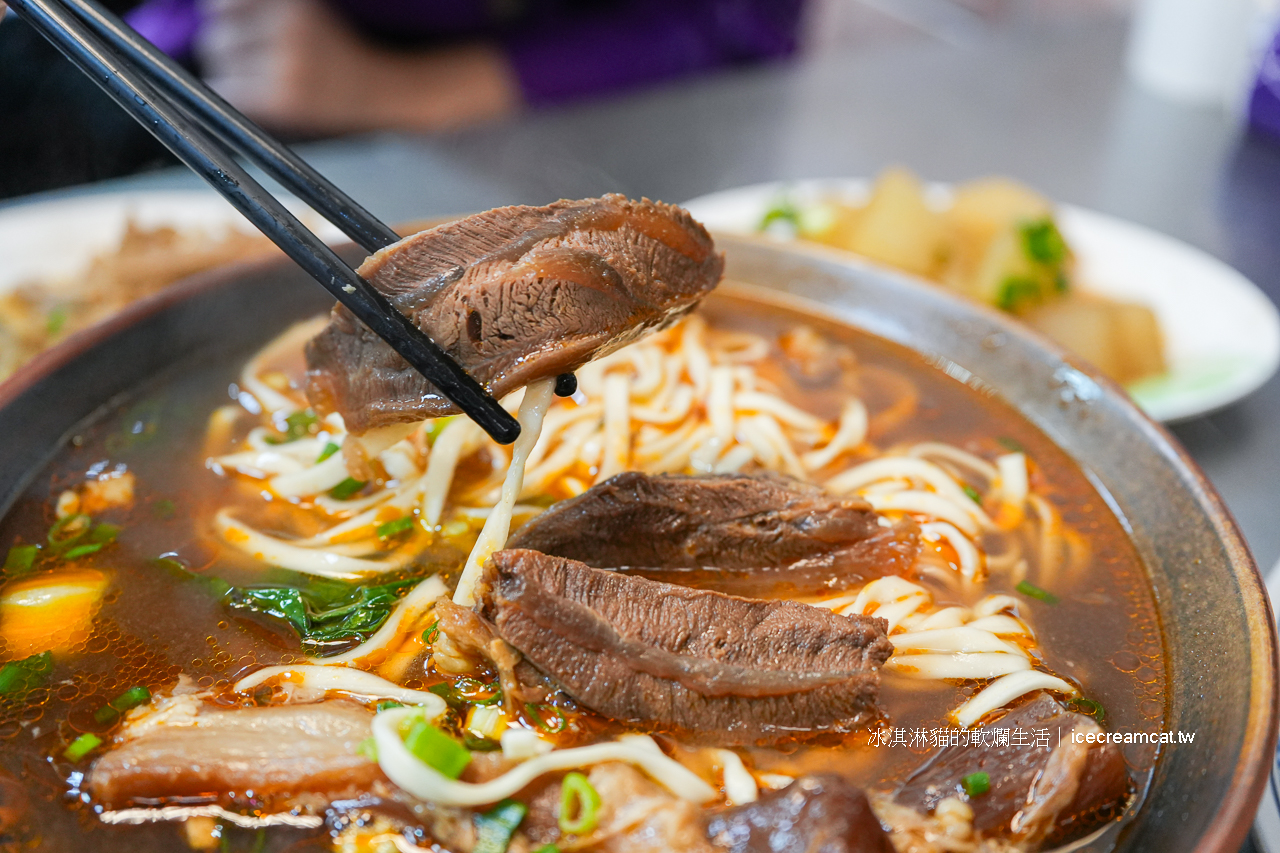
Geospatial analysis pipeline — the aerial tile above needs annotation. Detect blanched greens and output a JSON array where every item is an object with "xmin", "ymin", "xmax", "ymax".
[
  {"xmin": 228, "ymin": 573, "xmax": 421, "ymax": 654},
  {"xmin": 153, "ymin": 557, "xmax": 423, "ymax": 654}
]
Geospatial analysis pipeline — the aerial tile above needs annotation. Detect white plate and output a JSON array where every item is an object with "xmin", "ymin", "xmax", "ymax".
[
  {"xmin": 684, "ymin": 180, "xmax": 1280, "ymax": 423},
  {"xmin": 0, "ymin": 188, "xmax": 346, "ymax": 295}
]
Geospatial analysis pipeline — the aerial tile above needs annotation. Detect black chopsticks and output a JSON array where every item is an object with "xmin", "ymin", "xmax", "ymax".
[{"xmin": 8, "ymin": 0, "xmax": 522, "ymax": 444}]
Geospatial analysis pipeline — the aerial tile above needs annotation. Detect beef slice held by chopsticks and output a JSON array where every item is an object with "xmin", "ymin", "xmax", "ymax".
[{"xmin": 305, "ymin": 195, "xmax": 723, "ymax": 434}]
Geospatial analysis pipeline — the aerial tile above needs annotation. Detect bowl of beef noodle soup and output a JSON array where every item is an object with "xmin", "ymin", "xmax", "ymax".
[{"xmin": 0, "ymin": 197, "xmax": 1273, "ymax": 853}]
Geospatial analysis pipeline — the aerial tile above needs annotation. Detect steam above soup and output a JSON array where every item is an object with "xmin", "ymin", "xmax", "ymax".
[{"xmin": 0, "ymin": 198, "xmax": 1164, "ymax": 853}]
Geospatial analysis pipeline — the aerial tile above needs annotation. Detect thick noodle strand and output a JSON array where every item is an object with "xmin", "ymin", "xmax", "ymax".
[{"xmin": 453, "ymin": 379, "xmax": 556, "ymax": 606}]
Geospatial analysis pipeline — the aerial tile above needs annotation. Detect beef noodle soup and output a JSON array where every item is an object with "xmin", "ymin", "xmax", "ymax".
[{"xmin": 0, "ymin": 285, "xmax": 1164, "ymax": 853}]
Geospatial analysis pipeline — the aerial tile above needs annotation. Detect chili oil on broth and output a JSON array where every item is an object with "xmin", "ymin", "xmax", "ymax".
[{"xmin": 0, "ymin": 290, "xmax": 1165, "ymax": 851}]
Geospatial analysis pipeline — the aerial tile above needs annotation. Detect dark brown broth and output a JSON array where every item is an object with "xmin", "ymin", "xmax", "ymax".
[{"xmin": 0, "ymin": 292, "xmax": 1167, "ymax": 852}]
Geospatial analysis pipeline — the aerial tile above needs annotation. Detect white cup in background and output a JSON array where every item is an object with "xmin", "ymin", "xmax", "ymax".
[{"xmin": 1127, "ymin": 0, "xmax": 1277, "ymax": 111}]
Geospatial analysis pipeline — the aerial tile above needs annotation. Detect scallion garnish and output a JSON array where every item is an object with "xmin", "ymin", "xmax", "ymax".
[
  {"xmin": 1016, "ymin": 579, "xmax": 1059, "ymax": 605},
  {"xmin": 533, "ymin": 846, "xmax": 561, "ymax": 853},
  {"xmin": 455, "ymin": 677, "xmax": 502, "ymax": 706},
  {"xmin": 316, "ymin": 442, "xmax": 340, "ymax": 463},
  {"xmin": 1069, "ymin": 697, "xmax": 1106, "ymax": 723},
  {"xmin": 525, "ymin": 702, "xmax": 567, "ymax": 734},
  {"xmin": 424, "ymin": 417, "xmax": 456, "ymax": 446},
  {"xmin": 93, "ymin": 685, "xmax": 152, "ymax": 724},
  {"xmin": 962, "ymin": 485, "xmax": 982, "ymax": 504},
  {"xmin": 153, "ymin": 499, "xmax": 176, "ymax": 519},
  {"xmin": 473, "ymin": 799, "xmax": 528, "ymax": 853},
  {"xmin": 559, "ymin": 772, "xmax": 602, "ymax": 835},
  {"xmin": 997, "ymin": 436, "xmax": 1025, "ymax": 453},
  {"xmin": 48, "ymin": 513, "xmax": 91, "ymax": 551},
  {"xmin": 46, "ymin": 306, "xmax": 67, "ymax": 337},
  {"xmin": 995, "ymin": 275, "xmax": 1042, "ymax": 313},
  {"xmin": 376, "ymin": 700, "xmax": 403, "ymax": 713},
  {"xmin": 281, "ymin": 410, "xmax": 319, "ymax": 442},
  {"xmin": 402, "ymin": 716, "xmax": 471, "ymax": 779},
  {"xmin": 356, "ymin": 736, "xmax": 378, "ymax": 761},
  {"xmin": 3, "ymin": 544, "xmax": 38, "ymax": 576},
  {"xmin": 328, "ymin": 478, "xmax": 366, "ymax": 500},
  {"xmin": 961, "ymin": 770, "xmax": 990, "ymax": 797},
  {"xmin": 0, "ymin": 651, "xmax": 52, "ymax": 696},
  {"xmin": 64, "ymin": 543, "xmax": 104, "ymax": 560},
  {"xmin": 423, "ymin": 620, "xmax": 440, "ymax": 645},
  {"xmin": 1021, "ymin": 218, "xmax": 1069, "ymax": 266},
  {"xmin": 63, "ymin": 732, "xmax": 103, "ymax": 762},
  {"xmin": 760, "ymin": 199, "xmax": 801, "ymax": 231},
  {"xmin": 376, "ymin": 516, "xmax": 415, "ymax": 540},
  {"xmin": 429, "ymin": 678, "xmax": 502, "ymax": 709}
]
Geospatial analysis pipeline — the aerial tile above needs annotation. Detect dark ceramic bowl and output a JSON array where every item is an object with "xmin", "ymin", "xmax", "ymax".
[{"xmin": 0, "ymin": 233, "xmax": 1273, "ymax": 853}]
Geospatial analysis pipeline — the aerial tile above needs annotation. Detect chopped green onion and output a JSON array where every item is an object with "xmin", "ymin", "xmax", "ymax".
[
  {"xmin": 94, "ymin": 686, "xmax": 152, "ymax": 724},
  {"xmin": 525, "ymin": 702, "xmax": 567, "ymax": 734},
  {"xmin": 424, "ymin": 417, "xmax": 456, "ymax": 446},
  {"xmin": 1016, "ymin": 579, "xmax": 1059, "ymax": 605},
  {"xmin": 153, "ymin": 499, "xmax": 176, "ymax": 519},
  {"xmin": 423, "ymin": 621, "xmax": 440, "ymax": 645},
  {"xmin": 997, "ymin": 436, "xmax": 1025, "ymax": 453},
  {"xmin": 356, "ymin": 736, "xmax": 378, "ymax": 761},
  {"xmin": 962, "ymin": 485, "xmax": 982, "ymax": 505},
  {"xmin": 0, "ymin": 651, "xmax": 53, "ymax": 696},
  {"xmin": 328, "ymin": 478, "xmax": 366, "ymax": 500},
  {"xmin": 995, "ymin": 276, "xmax": 1042, "ymax": 313},
  {"xmin": 455, "ymin": 677, "xmax": 502, "ymax": 706},
  {"xmin": 282, "ymin": 410, "xmax": 319, "ymax": 442},
  {"xmin": 316, "ymin": 442, "xmax": 341, "ymax": 463},
  {"xmin": 63, "ymin": 543, "xmax": 104, "ymax": 560},
  {"xmin": 1021, "ymin": 218, "xmax": 1069, "ymax": 266},
  {"xmin": 376, "ymin": 516, "xmax": 415, "ymax": 540},
  {"xmin": 4, "ymin": 544, "xmax": 38, "ymax": 576},
  {"xmin": 402, "ymin": 717, "xmax": 471, "ymax": 779},
  {"xmin": 46, "ymin": 306, "xmax": 67, "ymax": 337},
  {"xmin": 59, "ymin": 523, "xmax": 117, "ymax": 560},
  {"xmin": 533, "ymin": 846, "xmax": 561, "ymax": 853},
  {"xmin": 429, "ymin": 678, "xmax": 502, "ymax": 709},
  {"xmin": 961, "ymin": 771, "xmax": 990, "ymax": 798},
  {"xmin": 48, "ymin": 513, "xmax": 91, "ymax": 551},
  {"xmin": 473, "ymin": 799, "xmax": 527, "ymax": 853},
  {"xmin": 760, "ymin": 199, "xmax": 801, "ymax": 231},
  {"xmin": 377, "ymin": 700, "xmax": 403, "ymax": 713},
  {"xmin": 1069, "ymin": 697, "xmax": 1106, "ymax": 723},
  {"xmin": 559, "ymin": 772, "xmax": 602, "ymax": 835},
  {"xmin": 64, "ymin": 732, "xmax": 103, "ymax": 762},
  {"xmin": 89, "ymin": 523, "xmax": 120, "ymax": 544}
]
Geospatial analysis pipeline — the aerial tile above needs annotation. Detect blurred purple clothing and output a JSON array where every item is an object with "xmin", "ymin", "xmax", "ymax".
[
  {"xmin": 1248, "ymin": 27, "xmax": 1280, "ymax": 141},
  {"xmin": 126, "ymin": 0, "xmax": 804, "ymax": 107}
]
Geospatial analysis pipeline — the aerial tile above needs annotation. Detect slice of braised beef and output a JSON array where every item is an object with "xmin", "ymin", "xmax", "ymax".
[
  {"xmin": 506, "ymin": 472, "xmax": 919, "ymax": 595},
  {"xmin": 473, "ymin": 549, "xmax": 893, "ymax": 745},
  {"xmin": 705, "ymin": 774, "xmax": 893, "ymax": 853},
  {"xmin": 88, "ymin": 699, "xmax": 380, "ymax": 808},
  {"xmin": 305, "ymin": 195, "xmax": 723, "ymax": 433},
  {"xmin": 893, "ymin": 692, "xmax": 1130, "ymax": 847}
]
